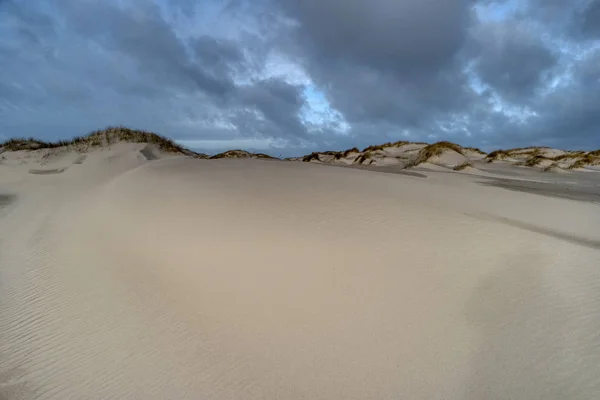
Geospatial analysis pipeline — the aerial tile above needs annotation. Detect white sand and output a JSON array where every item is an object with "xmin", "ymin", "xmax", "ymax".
[{"xmin": 1, "ymin": 143, "xmax": 600, "ymax": 399}]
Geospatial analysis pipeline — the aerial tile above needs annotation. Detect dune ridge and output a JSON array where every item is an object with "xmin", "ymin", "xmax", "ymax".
[
  {"xmin": 298, "ymin": 141, "xmax": 600, "ymax": 172},
  {"xmin": 3, "ymin": 127, "xmax": 600, "ymax": 171}
]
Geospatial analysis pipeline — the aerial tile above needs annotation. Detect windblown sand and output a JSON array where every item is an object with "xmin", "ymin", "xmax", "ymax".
[{"xmin": 1, "ymin": 144, "xmax": 600, "ymax": 399}]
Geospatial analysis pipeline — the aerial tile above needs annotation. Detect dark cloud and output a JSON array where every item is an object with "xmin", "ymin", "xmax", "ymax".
[
  {"xmin": 279, "ymin": 0, "xmax": 474, "ymax": 75},
  {"xmin": 470, "ymin": 20, "xmax": 558, "ymax": 100},
  {"xmin": 1, "ymin": 0, "xmax": 600, "ymax": 155},
  {"xmin": 581, "ymin": 0, "xmax": 600, "ymax": 38},
  {"xmin": 59, "ymin": 1, "xmax": 236, "ymax": 96},
  {"xmin": 238, "ymin": 79, "xmax": 307, "ymax": 138}
]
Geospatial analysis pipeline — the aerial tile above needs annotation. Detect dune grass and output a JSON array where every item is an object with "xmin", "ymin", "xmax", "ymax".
[
  {"xmin": 1, "ymin": 126, "xmax": 189, "ymax": 154},
  {"xmin": 1, "ymin": 138, "xmax": 70, "ymax": 151},
  {"xmin": 453, "ymin": 161, "xmax": 473, "ymax": 171},
  {"xmin": 210, "ymin": 150, "xmax": 249, "ymax": 159},
  {"xmin": 464, "ymin": 147, "xmax": 486, "ymax": 155},
  {"xmin": 354, "ymin": 151, "xmax": 373, "ymax": 164},
  {"xmin": 302, "ymin": 152, "xmax": 321, "ymax": 162},
  {"xmin": 413, "ymin": 141, "xmax": 464, "ymax": 165},
  {"xmin": 343, "ymin": 147, "xmax": 360, "ymax": 157},
  {"xmin": 550, "ymin": 153, "xmax": 578, "ymax": 161},
  {"xmin": 485, "ymin": 150, "xmax": 510, "ymax": 162},
  {"xmin": 524, "ymin": 155, "xmax": 550, "ymax": 167},
  {"xmin": 543, "ymin": 163, "xmax": 560, "ymax": 172},
  {"xmin": 362, "ymin": 141, "xmax": 410, "ymax": 152},
  {"xmin": 566, "ymin": 154, "xmax": 600, "ymax": 169},
  {"xmin": 254, "ymin": 153, "xmax": 277, "ymax": 159},
  {"xmin": 211, "ymin": 150, "xmax": 277, "ymax": 160},
  {"xmin": 568, "ymin": 159, "xmax": 586, "ymax": 170}
]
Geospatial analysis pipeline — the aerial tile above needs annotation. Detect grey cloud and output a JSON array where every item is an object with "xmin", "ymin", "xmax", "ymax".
[
  {"xmin": 237, "ymin": 78, "xmax": 308, "ymax": 139},
  {"xmin": 581, "ymin": 0, "xmax": 600, "ymax": 38},
  {"xmin": 279, "ymin": 0, "xmax": 474, "ymax": 75},
  {"xmin": 59, "ymin": 1, "xmax": 236, "ymax": 97},
  {"xmin": 471, "ymin": 21, "xmax": 558, "ymax": 100}
]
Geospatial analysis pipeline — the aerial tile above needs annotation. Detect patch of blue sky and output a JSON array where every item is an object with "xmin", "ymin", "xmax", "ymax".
[
  {"xmin": 475, "ymin": 0, "xmax": 522, "ymax": 22},
  {"xmin": 301, "ymin": 85, "xmax": 350, "ymax": 134}
]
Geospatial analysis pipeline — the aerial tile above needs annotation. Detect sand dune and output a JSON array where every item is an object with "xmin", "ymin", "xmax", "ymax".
[
  {"xmin": 299, "ymin": 141, "xmax": 600, "ymax": 174},
  {"xmin": 1, "ymin": 142, "xmax": 600, "ymax": 399}
]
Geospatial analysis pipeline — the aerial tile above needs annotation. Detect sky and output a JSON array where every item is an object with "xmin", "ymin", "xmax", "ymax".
[{"xmin": 1, "ymin": 0, "xmax": 599, "ymax": 156}]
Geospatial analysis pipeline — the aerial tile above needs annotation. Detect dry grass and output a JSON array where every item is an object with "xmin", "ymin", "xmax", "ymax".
[
  {"xmin": 566, "ymin": 154, "xmax": 600, "ymax": 169},
  {"xmin": 543, "ymin": 163, "xmax": 560, "ymax": 172},
  {"xmin": 403, "ymin": 157, "xmax": 419, "ymax": 169},
  {"xmin": 1, "ymin": 138, "xmax": 70, "ymax": 151},
  {"xmin": 362, "ymin": 140, "xmax": 410, "ymax": 152},
  {"xmin": 354, "ymin": 151, "xmax": 373, "ymax": 164},
  {"xmin": 568, "ymin": 159, "xmax": 587, "ymax": 170},
  {"xmin": 464, "ymin": 147, "xmax": 486, "ymax": 155},
  {"xmin": 505, "ymin": 146, "xmax": 549, "ymax": 154},
  {"xmin": 253, "ymin": 153, "xmax": 277, "ymax": 159},
  {"xmin": 302, "ymin": 152, "xmax": 321, "ymax": 162},
  {"xmin": 588, "ymin": 149, "xmax": 600, "ymax": 157},
  {"xmin": 210, "ymin": 150, "xmax": 251, "ymax": 159},
  {"xmin": 414, "ymin": 141, "xmax": 464, "ymax": 165},
  {"xmin": 524, "ymin": 155, "xmax": 549, "ymax": 167},
  {"xmin": 529, "ymin": 148, "xmax": 542, "ymax": 157},
  {"xmin": 453, "ymin": 161, "xmax": 473, "ymax": 171},
  {"xmin": 550, "ymin": 153, "xmax": 577, "ymax": 161},
  {"xmin": 485, "ymin": 150, "xmax": 510, "ymax": 162},
  {"xmin": 0, "ymin": 126, "xmax": 190, "ymax": 155},
  {"xmin": 343, "ymin": 147, "xmax": 360, "ymax": 157}
]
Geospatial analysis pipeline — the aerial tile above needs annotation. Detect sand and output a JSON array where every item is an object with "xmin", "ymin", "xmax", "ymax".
[{"xmin": 1, "ymin": 143, "xmax": 600, "ymax": 399}]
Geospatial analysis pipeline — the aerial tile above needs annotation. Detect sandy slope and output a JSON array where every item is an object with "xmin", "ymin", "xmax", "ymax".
[{"xmin": 1, "ymin": 144, "xmax": 600, "ymax": 399}]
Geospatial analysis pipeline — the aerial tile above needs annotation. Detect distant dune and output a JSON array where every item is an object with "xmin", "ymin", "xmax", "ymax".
[
  {"xmin": 1, "ymin": 127, "xmax": 600, "ymax": 399},
  {"xmin": 3, "ymin": 127, "xmax": 599, "ymax": 172},
  {"xmin": 296, "ymin": 140, "xmax": 600, "ymax": 173}
]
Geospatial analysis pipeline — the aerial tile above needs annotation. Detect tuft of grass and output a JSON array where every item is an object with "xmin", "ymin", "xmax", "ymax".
[
  {"xmin": 253, "ymin": 153, "xmax": 277, "ymax": 159},
  {"xmin": 210, "ymin": 150, "xmax": 251, "ymax": 159},
  {"xmin": 588, "ymin": 149, "xmax": 600, "ymax": 157},
  {"xmin": 550, "ymin": 153, "xmax": 576, "ymax": 161},
  {"xmin": 464, "ymin": 147, "xmax": 486, "ymax": 155},
  {"xmin": 528, "ymin": 148, "xmax": 542, "ymax": 157},
  {"xmin": 567, "ymin": 159, "xmax": 586, "ymax": 170},
  {"xmin": 342, "ymin": 147, "xmax": 360, "ymax": 157},
  {"xmin": 505, "ymin": 146, "xmax": 549, "ymax": 156},
  {"xmin": 524, "ymin": 155, "xmax": 549, "ymax": 167},
  {"xmin": 354, "ymin": 151, "xmax": 373, "ymax": 164},
  {"xmin": 453, "ymin": 161, "xmax": 472, "ymax": 171},
  {"xmin": 566, "ymin": 154, "xmax": 600, "ymax": 169},
  {"xmin": 1, "ymin": 137, "xmax": 65, "ymax": 151},
  {"xmin": 302, "ymin": 152, "xmax": 321, "ymax": 162},
  {"xmin": 543, "ymin": 163, "xmax": 560, "ymax": 172},
  {"xmin": 485, "ymin": 150, "xmax": 510, "ymax": 162},
  {"xmin": 413, "ymin": 141, "xmax": 464, "ymax": 165},
  {"xmin": 362, "ymin": 140, "xmax": 410, "ymax": 152}
]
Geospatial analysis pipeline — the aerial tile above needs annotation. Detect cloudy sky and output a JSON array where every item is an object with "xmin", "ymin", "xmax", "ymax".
[{"xmin": 1, "ymin": 0, "xmax": 599, "ymax": 156}]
